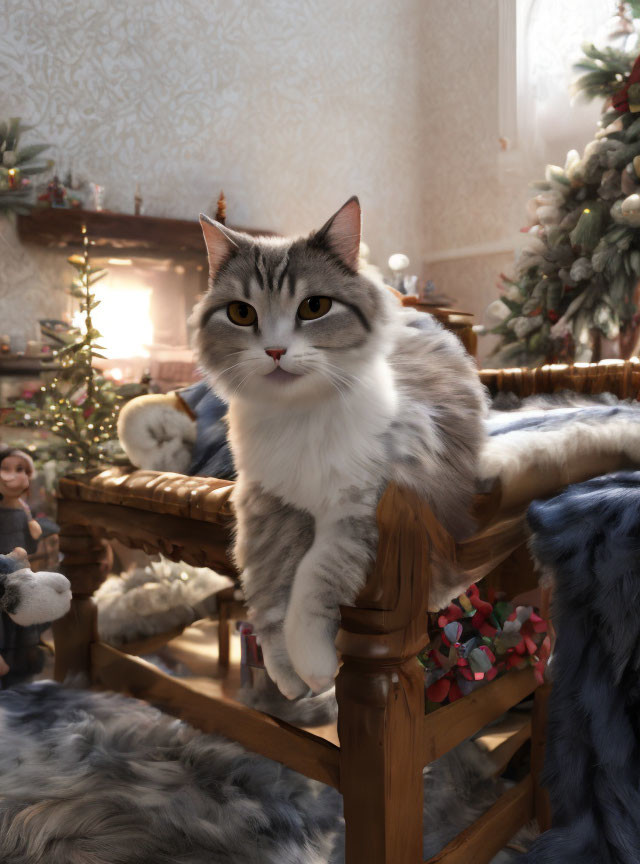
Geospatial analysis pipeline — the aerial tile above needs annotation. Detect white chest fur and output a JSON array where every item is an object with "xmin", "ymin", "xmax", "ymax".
[{"xmin": 229, "ymin": 359, "xmax": 397, "ymax": 515}]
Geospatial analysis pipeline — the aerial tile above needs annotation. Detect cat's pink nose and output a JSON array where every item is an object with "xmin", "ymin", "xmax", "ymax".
[{"xmin": 265, "ymin": 348, "xmax": 286, "ymax": 362}]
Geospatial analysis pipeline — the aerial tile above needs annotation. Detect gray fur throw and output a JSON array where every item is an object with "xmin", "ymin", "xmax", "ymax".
[
  {"xmin": 522, "ymin": 471, "xmax": 640, "ymax": 863},
  {"xmin": 0, "ymin": 682, "xmax": 533, "ymax": 863},
  {"xmin": 95, "ymin": 556, "xmax": 232, "ymax": 646},
  {"xmin": 480, "ymin": 392, "xmax": 640, "ymax": 489}
]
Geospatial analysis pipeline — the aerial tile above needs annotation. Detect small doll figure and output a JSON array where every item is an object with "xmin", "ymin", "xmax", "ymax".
[
  {"xmin": 0, "ymin": 449, "xmax": 46, "ymax": 687},
  {"xmin": 0, "ymin": 448, "xmax": 42, "ymax": 556},
  {"xmin": 37, "ymin": 174, "xmax": 67, "ymax": 208}
]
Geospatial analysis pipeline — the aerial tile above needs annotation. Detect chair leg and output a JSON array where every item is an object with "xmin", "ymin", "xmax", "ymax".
[
  {"xmin": 52, "ymin": 520, "xmax": 108, "ymax": 683},
  {"xmin": 218, "ymin": 599, "xmax": 230, "ymax": 669},
  {"xmin": 531, "ymin": 681, "xmax": 552, "ymax": 832},
  {"xmin": 336, "ymin": 656, "xmax": 425, "ymax": 864},
  {"xmin": 53, "ymin": 596, "xmax": 98, "ymax": 683}
]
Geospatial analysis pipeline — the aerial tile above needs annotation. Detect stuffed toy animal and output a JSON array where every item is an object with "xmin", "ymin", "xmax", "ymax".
[
  {"xmin": 0, "ymin": 548, "xmax": 71, "ymax": 684},
  {"xmin": 118, "ymin": 381, "xmax": 235, "ymax": 479}
]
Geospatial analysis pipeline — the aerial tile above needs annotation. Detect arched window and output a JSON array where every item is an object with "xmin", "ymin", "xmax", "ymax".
[{"xmin": 499, "ymin": 0, "xmax": 637, "ymax": 167}]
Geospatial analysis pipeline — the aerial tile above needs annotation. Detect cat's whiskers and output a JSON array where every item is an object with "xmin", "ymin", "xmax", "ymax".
[
  {"xmin": 291, "ymin": 350, "xmax": 365, "ymax": 392},
  {"xmin": 321, "ymin": 360, "xmax": 361, "ymax": 391},
  {"xmin": 230, "ymin": 369, "xmax": 256, "ymax": 398},
  {"xmin": 316, "ymin": 368, "xmax": 352, "ymax": 409},
  {"xmin": 219, "ymin": 357, "xmax": 260, "ymax": 377}
]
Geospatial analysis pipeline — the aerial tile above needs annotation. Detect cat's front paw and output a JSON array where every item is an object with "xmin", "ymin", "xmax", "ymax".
[
  {"xmin": 259, "ymin": 632, "xmax": 310, "ymax": 701},
  {"xmin": 285, "ymin": 612, "xmax": 338, "ymax": 694}
]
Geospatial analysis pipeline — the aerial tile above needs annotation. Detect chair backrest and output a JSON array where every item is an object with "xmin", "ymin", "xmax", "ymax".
[{"xmin": 480, "ymin": 358, "xmax": 640, "ymax": 399}]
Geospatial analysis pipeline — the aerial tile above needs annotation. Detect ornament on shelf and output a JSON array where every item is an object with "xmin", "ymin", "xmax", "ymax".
[
  {"xmin": 37, "ymin": 175, "xmax": 66, "ymax": 208},
  {"xmin": 418, "ymin": 279, "xmax": 456, "ymax": 307},
  {"xmin": 134, "ymin": 182, "xmax": 143, "ymax": 216},
  {"xmin": 388, "ymin": 253, "xmax": 415, "ymax": 294},
  {"xmin": 37, "ymin": 170, "xmax": 84, "ymax": 209},
  {"xmin": 62, "ymin": 163, "xmax": 87, "ymax": 207},
  {"xmin": 89, "ymin": 183, "xmax": 105, "ymax": 211},
  {"xmin": 215, "ymin": 190, "xmax": 226, "ymax": 224}
]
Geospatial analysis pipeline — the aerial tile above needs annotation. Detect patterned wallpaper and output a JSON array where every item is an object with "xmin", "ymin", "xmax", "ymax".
[
  {"xmin": 0, "ymin": 0, "xmax": 432, "ymax": 342},
  {"xmin": 422, "ymin": 0, "xmax": 521, "ymax": 252},
  {"xmin": 1, "ymin": 0, "xmax": 597, "ymax": 359}
]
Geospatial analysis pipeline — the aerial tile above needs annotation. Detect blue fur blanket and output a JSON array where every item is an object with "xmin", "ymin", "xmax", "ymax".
[{"xmin": 522, "ymin": 472, "xmax": 640, "ymax": 863}]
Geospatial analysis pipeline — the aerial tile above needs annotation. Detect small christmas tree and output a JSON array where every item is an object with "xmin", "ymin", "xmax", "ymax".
[
  {"xmin": 15, "ymin": 227, "xmax": 123, "ymax": 470},
  {"xmin": 0, "ymin": 118, "xmax": 53, "ymax": 215},
  {"xmin": 490, "ymin": 12, "xmax": 640, "ymax": 366}
]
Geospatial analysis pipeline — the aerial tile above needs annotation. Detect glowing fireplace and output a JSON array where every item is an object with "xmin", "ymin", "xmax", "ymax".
[{"xmin": 71, "ymin": 256, "xmax": 207, "ymax": 390}]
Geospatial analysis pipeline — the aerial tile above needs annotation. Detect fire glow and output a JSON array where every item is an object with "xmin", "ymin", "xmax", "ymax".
[{"xmin": 73, "ymin": 272, "xmax": 152, "ymax": 359}]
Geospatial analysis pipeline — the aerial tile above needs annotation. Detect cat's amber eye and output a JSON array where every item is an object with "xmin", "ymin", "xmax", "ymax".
[
  {"xmin": 298, "ymin": 296, "xmax": 332, "ymax": 320},
  {"xmin": 227, "ymin": 301, "xmax": 257, "ymax": 326}
]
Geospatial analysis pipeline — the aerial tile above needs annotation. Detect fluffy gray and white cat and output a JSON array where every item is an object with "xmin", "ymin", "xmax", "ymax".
[{"xmin": 193, "ymin": 197, "xmax": 486, "ymax": 698}]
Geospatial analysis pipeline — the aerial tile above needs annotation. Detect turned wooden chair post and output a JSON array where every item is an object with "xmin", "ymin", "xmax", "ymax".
[
  {"xmin": 336, "ymin": 484, "xmax": 441, "ymax": 864},
  {"xmin": 52, "ymin": 496, "xmax": 110, "ymax": 683}
]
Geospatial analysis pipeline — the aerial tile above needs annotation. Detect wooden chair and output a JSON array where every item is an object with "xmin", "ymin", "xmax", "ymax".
[{"xmin": 52, "ymin": 358, "xmax": 640, "ymax": 864}]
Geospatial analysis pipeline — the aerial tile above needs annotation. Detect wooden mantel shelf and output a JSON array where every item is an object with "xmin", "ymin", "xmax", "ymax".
[{"xmin": 16, "ymin": 208, "xmax": 274, "ymax": 259}]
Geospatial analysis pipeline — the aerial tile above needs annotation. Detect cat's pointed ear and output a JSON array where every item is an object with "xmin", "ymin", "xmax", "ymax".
[
  {"xmin": 315, "ymin": 196, "xmax": 361, "ymax": 271},
  {"xmin": 199, "ymin": 214, "xmax": 241, "ymax": 281}
]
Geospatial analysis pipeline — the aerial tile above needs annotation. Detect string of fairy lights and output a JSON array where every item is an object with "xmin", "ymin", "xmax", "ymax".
[{"xmin": 29, "ymin": 224, "xmax": 121, "ymax": 468}]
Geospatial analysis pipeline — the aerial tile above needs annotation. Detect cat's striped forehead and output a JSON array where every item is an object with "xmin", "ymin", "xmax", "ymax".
[
  {"xmin": 250, "ymin": 244, "xmax": 292, "ymax": 295},
  {"xmin": 215, "ymin": 235, "xmax": 379, "ymax": 315}
]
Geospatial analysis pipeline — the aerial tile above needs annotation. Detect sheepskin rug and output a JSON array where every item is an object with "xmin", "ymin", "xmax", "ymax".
[
  {"xmin": 480, "ymin": 391, "xmax": 640, "ymax": 487},
  {"xmin": 95, "ymin": 556, "xmax": 232, "ymax": 646},
  {"xmin": 0, "ymin": 682, "xmax": 534, "ymax": 863}
]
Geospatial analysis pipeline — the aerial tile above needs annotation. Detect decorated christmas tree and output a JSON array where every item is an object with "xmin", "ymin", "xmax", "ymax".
[
  {"xmin": 14, "ymin": 227, "xmax": 123, "ymax": 470},
  {"xmin": 490, "ymin": 14, "xmax": 640, "ymax": 366}
]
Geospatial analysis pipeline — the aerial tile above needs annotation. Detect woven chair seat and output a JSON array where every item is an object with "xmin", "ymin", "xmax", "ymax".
[{"xmin": 58, "ymin": 468, "xmax": 235, "ymax": 526}]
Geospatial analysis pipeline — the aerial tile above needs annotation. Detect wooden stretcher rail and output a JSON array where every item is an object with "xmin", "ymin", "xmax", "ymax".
[
  {"xmin": 486, "ymin": 716, "xmax": 532, "ymax": 777},
  {"xmin": 424, "ymin": 775, "xmax": 533, "ymax": 864},
  {"xmin": 91, "ymin": 642, "xmax": 341, "ymax": 790},
  {"xmin": 118, "ymin": 625, "xmax": 188, "ymax": 656},
  {"xmin": 423, "ymin": 667, "xmax": 538, "ymax": 766}
]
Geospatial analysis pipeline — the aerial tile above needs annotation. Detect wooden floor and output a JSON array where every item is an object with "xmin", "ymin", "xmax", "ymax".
[{"xmin": 144, "ymin": 617, "xmax": 341, "ymax": 746}]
